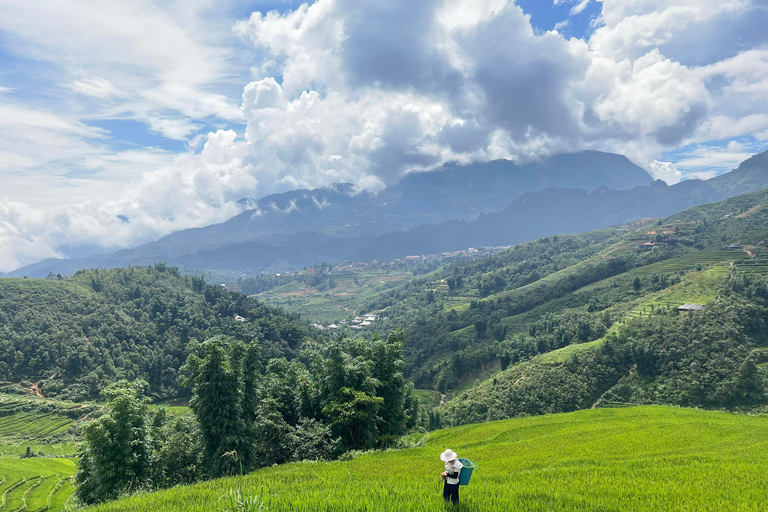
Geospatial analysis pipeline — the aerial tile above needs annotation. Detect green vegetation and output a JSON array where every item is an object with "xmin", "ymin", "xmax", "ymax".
[
  {"xmin": 0, "ymin": 394, "xmax": 93, "ymax": 458},
  {"xmin": 75, "ymin": 331, "xmax": 417, "ymax": 504},
  {"xmin": 0, "ymin": 458, "xmax": 75, "ymax": 512},
  {"xmin": 86, "ymin": 406, "xmax": 768, "ymax": 512},
  {"xmin": 0, "ymin": 265, "xmax": 321, "ymax": 401},
  {"xmin": 239, "ymin": 264, "xmax": 427, "ymax": 323},
  {"xmin": 334, "ymin": 190, "xmax": 768, "ymax": 414}
]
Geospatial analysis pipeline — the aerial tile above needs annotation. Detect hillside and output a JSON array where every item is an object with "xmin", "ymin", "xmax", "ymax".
[
  {"xmin": 0, "ymin": 266, "xmax": 321, "ymax": 401},
  {"xmin": 85, "ymin": 406, "xmax": 768, "ymax": 512},
  {"xmin": 352, "ymin": 149, "xmax": 768, "ymax": 261},
  {"xmin": 8, "ymin": 151, "xmax": 651, "ymax": 278}
]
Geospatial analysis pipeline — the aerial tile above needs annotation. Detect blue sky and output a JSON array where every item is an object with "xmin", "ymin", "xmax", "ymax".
[{"xmin": 0, "ymin": 0, "xmax": 767, "ymax": 271}]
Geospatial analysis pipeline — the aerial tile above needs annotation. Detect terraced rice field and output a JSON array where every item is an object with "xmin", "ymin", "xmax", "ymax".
[
  {"xmin": 88, "ymin": 406, "xmax": 768, "ymax": 512},
  {"xmin": 622, "ymin": 265, "xmax": 730, "ymax": 321},
  {"xmin": 626, "ymin": 250, "xmax": 744, "ymax": 276},
  {"xmin": 0, "ymin": 397, "xmax": 82, "ymax": 458},
  {"xmin": 0, "ymin": 414, "xmax": 73, "ymax": 440},
  {"xmin": 735, "ymin": 251, "xmax": 768, "ymax": 276},
  {"xmin": 0, "ymin": 458, "xmax": 75, "ymax": 512}
]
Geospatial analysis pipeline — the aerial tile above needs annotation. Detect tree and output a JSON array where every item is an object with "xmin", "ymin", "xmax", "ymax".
[
  {"xmin": 75, "ymin": 381, "xmax": 151, "ymax": 504},
  {"xmin": 322, "ymin": 344, "xmax": 383, "ymax": 450},
  {"xmin": 185, "ymin": 337, "xmax": 260, "ymax": 477},
  {"xmin": 370, "ymin": 331, "xmax": 409, "ymax": 445}
]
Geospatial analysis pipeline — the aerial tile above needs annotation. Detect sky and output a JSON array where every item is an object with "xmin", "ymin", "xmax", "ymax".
[{"xmin": 1, "ymin": 0, "xmax": 768, "ymax": 272}]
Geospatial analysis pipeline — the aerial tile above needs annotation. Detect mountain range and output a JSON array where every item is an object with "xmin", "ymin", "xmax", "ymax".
[{"xmin": 7, "ymin": 149, "xmax": 768, "ymax": 278}]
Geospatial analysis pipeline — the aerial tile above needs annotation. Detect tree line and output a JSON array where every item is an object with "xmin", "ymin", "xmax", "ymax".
[
  {"xmin": 0, "ymin": 265, "xmax": 316, "ymax": 401},
  {"xmin": 75, "ymin": 330, "xmax": 416, "ymax": 505}
]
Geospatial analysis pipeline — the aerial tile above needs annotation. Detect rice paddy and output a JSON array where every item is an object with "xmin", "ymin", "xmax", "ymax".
[
  {"xmin": 87, "ymin": 406, "xmax": 768, "ymax": 512},
  {"xmin": 0, "ymin": 458, "xmax": 76, "ymax": 512}
]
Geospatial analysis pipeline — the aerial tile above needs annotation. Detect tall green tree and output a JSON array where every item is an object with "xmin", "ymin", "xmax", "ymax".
[
  {"xmin": 75, "ymin": 381, "xmax": 151, "ymax": 505},
  {"xmin": 322, "ymin": 344, "xmax": 383, "ymax": 450},
  {"xmin": 185, "ymin": 336, "xmax": 260, "ymax": 477},
  {"xmin": 370, "ymin": 330, "xmax": 409, "ymax": 444}
]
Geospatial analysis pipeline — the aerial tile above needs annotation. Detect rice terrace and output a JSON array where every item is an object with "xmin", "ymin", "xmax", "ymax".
[
  {"xmin": 2, "ymin": 1, "xmax": 768, "ymax": 511},
  {"xmin": 87, "ymin": 407, "xmax": 768, "ymax": 512}
]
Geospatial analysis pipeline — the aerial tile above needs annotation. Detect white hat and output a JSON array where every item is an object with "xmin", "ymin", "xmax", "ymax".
[{"xmin": 440, "ymin": 449, "xmax": 458, "ymax": 462}]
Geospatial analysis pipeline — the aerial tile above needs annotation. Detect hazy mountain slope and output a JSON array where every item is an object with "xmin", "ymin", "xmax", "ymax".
[
  {"xmin": 706, "ymin": 150, "xmax": 768, "ymax": 196},
  {"xmin": 8, "ymin": 232, "xmax": 375, "ymax": 279},
  {"xmin": 129, "ymin": 151, "xmax": 652, "ymax": 248},
  {"xmin": 351, "ymin": 148, "xmax": 768, "ymax": 262},
  {"xmin": 350, "ymin": 179, "xmax": 724, "ymax": 261},
  {"xmin": 9, "ymin": 151, "xmax": 650, "ymax": 277}
]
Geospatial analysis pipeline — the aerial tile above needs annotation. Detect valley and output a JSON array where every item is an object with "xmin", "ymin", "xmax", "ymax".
[
  {"xmin": 1, "ymin": 154, "xmax": 768, "ymax": 511},
  {"xmin": 2, "ymin": 3, "xmax": 768, "ymax": 511}
]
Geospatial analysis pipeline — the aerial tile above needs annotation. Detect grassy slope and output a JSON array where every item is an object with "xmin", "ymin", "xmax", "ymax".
[
  {"xmin": 87, "ymin": 406, "xmax": 768, "ymax": 512},
  {"xmin": 0, "ymin": 458, "xmax": 76, "ymax": 512}
]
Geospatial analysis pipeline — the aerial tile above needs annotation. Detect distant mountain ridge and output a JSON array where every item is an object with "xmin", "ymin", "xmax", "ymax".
[
  {"xmin": 12, "ymin": 149, "xmax": 768, "ymax": 279},
  {"xmin": 350, "ymin": 151, "xmax": 768, "ymax": 261},
  {"xmin": 7, "ymin": 151, "xmax": 653, "ymax": 277}
]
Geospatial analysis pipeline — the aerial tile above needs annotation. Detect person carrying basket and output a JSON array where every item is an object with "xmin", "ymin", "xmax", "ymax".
[{"xmin": 440, "ymin": 449, "xmax": 463, "ymax": 505}]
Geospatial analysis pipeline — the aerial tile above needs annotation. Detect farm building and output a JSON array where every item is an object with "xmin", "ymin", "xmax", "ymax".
[
  {"xmin": 637, "ymin": 242, "xmax": 655, "ymax": 251},
  {"xmin": 726, "ymin": 243, "xmax": 743, "ymax": 250},
  {"xmin": 678, "ymin": 304, "xmax": 706, "ymax": 312}
]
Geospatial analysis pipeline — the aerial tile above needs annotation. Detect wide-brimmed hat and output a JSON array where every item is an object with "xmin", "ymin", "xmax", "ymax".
[{"xmin": 440, "ymin": 449, "xmax": 457, "ymax": 462}]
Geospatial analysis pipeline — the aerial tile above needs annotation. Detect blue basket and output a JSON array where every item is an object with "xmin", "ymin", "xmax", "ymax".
[{"xmin": 457, "ymin": 458, "xmax": 476, "ymax": 486}]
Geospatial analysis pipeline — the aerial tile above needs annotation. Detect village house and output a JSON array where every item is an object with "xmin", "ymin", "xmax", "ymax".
[{"xmin": 678, "ymin": 304, "xmax": 706, "ymax": 312}]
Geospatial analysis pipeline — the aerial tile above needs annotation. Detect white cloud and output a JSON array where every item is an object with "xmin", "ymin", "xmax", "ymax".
[
  {"xmin": 591, "ymin": 1, "xmax": 748, "ymax": 61},
  {"xmin": 570, "ymin": 0, "xmax": 591, "ymax": 16},
  {"xmin": 0, "ymin": 0, "xmax": 245, "ymax": 131},
  {"xmin": 68, "ymin": 77, "xmax": 123, "ymax": 99},
  {"xmin": 672, "ymin": 145, "xmax": 756, "ymax": 173},
  {"xmin": 648, "ymin": 160, "xmax": 682, "ymax": 184},
  {"xmin": 145, "ymin": 116, "xmax": 203, "ymax": 140},
  {"xmin": 2, "ymin": 0, "xmax": 768, "ymax": 271},
  {"xmin": 593, "ymin": 49, "xmax": 710, "ymax": 144}
]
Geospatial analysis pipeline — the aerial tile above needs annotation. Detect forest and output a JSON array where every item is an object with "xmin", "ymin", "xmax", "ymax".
[
  {"xmin": 74, "ymin": 331, "xmax": 416, "ymax": 505},
  {"xmin": 0, "ymin": 265, "xmax": 317, "ymax": 401}
]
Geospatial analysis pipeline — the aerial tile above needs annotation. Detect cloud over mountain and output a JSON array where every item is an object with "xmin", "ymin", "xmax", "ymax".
[{"xmin": 1, "ymin": 0, "xmax": 768, "ymax": 271}]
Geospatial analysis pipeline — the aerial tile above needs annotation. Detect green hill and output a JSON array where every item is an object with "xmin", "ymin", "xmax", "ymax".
[
  {"xmin": 85, "ymin": 406, "xmax": 768, "ymax": 512},
  {"xmin": 350, "ymin": 188, "xmax": 768, "ymax": 392},
  {"xmin": 0, "ymin": 266, "xmax": 321, "ymax": 401}
]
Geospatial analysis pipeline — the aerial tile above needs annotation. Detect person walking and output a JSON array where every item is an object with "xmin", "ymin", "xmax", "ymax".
[{"xmin": 440, "ymin": 449, "xmax": 463, "ymax": 505}]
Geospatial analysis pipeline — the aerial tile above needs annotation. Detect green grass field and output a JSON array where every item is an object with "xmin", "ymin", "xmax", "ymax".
[
  {"xmin": 0, "ymin": 458, "xmax": 76, "ymax": 512},
  {"xmin": 87, "ymin": 406, "xmax": 768, "ymax": 512}
]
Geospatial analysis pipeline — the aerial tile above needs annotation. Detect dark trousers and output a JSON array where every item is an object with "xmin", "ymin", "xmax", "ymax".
[{"xmin": 443, "ymin": 481, "xmax": 459, "ymax": 504}]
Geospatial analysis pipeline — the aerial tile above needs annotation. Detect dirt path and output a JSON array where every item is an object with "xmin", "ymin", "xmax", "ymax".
[{"xmin": 30, "ymin": 382, "xmax": 43, "ymax": 398}]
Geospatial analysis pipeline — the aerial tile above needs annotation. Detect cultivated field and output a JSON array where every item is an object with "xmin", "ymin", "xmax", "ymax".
[
  {"xmin": 0, "ymin": 458, "xmax": 76, "ymax": 512},
  {"xmin": 88, "ymin": 406, "xmax": 768, "ymax": 512},
  {"xmin": 256, "ymin": 268, "xmax": 415, "ymax": 322}
]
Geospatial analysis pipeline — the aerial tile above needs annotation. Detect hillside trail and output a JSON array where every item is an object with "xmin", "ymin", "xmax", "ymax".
[{"xmin": 30, "ymin": 382, "xmax": 43, "ymax": 398}]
